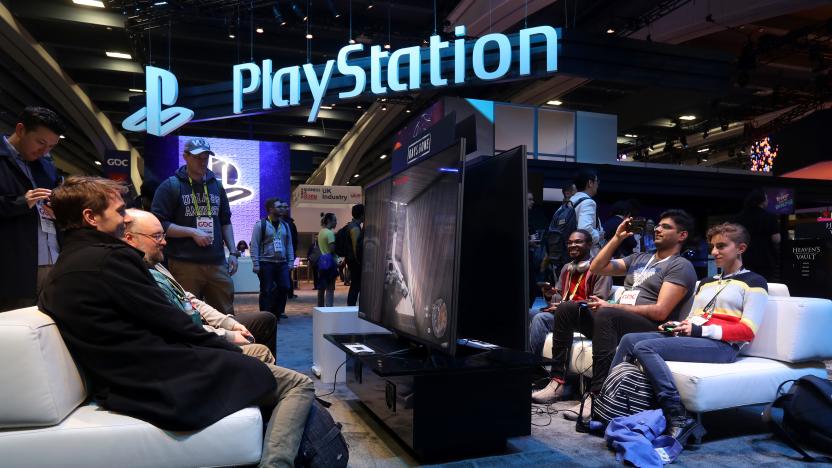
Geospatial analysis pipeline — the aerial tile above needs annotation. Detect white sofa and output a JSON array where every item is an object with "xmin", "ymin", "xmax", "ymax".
[
  {"xmin": 541, "ymin": 284, "xmax": 832, "ymax": 413},
  {"xmin": 0, "ymin": 307, "xmax": 264, "ymax": 468}
]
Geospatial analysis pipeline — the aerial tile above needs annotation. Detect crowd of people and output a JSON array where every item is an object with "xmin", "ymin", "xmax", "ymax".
[
  {"xmin": 0, "ymin": 105, "xmax": 779, "ymax": 462},
  {"xmin": 528, "ymin": 168, "xmax": 772, "ymax": 447}
]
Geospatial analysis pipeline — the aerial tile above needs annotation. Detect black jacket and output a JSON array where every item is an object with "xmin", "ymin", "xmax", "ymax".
[
  {"xmin": 39, "ymin": 228, "xmax": 275, "ymax": 430},
  {"xmin": 0, "ymin": 140, "xmax": 60, "ymax": 305}
]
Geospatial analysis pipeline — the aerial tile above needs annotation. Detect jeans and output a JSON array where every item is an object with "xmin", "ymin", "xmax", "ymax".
[
  {"xmin": 168, "ymin": 259, "xmax": 235, "ymax": 315},
  {"xmin": 317, "ymin": 277, "xmax": 335, "ymax": 307},
  {"xmin": 612, "ymin": 332, "xmax": 740, "ymax": 415},
  {"xmin": 258, "ymin": 364, "xmax": 315, "ymax": 467},
  {"xmin": 258, "ymin": 262, "xmax": 291, "ymax": 318},
  {"xmin": 529, "ymin": 310, "xmax": 555, "ymax": 356},
  {"xmin": 347, "ymin": 260, "xmax": 361, "ymax": 307},
  {"xmin": 235, "ymin": 310, "xmax": 277, "ymax": 356},
  {"xmin": 551, "ymin": 304, "xmax": 661, "ymax": 392}
]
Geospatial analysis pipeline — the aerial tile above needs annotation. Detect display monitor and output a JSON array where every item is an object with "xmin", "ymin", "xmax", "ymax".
[{"xmin": 359, "ymin": 141, "xmax": 466, "ymax": 354}]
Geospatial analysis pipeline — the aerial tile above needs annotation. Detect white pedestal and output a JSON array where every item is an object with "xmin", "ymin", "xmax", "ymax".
[
  {"xmin": 312, "ymin": 306, "xmax": 389, "ymax": 383},
  {"xmin": 232, "ymin": 257, "xmax": 260, "ymax": 293}
]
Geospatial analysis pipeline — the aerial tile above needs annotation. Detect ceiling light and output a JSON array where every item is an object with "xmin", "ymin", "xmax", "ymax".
[
  {"xmin": 128, "ymin": 88, "xmax": 144, "ymax": 93},
  {"xmin": 379, "ymin": 154, "xmax": 388, "ymax": 160},
  {"xmin": 384, "ymin": 43, "xmax": 391, "ymax": 49},
  {"xmin": 281, "ymin": 21, "xmax": 287, "ymax": 26},
  {"xmin": 697, "ymin": 147, "xmax": 709, "ymax": 153},
  {"xmin": 94, "ymin": 160, "xmax": 102, "ymax": 166},
  {"xmin": 256, "ymin": 27, "xmax": 264, "ymax": 34},
  {"xmin": 405, "ymin": 109, "xmax": 411, "ymax": 113},
  {"xmin": 349, "ymin": 38, "xmax": 356, "ymax": 44},
  {"xmin": 547, "ymin": 100, "xmax": 562, "ymax": 106},
  {"xmin": 59, "ymin": 135, "xmax": 66, "ymax": 139},
  {"xmin": 106, "ymin": 51, "xmax": 132, "ymax": 60},
  {"xmin": 335, "ymin": 13, "xmax": 341, "ymax": 18},
  {"xmin": 73, "ymin": 0, "xmax": 105, "ymax": 7},
  {"xmin": 367, "ymin": 3, "xmax": 374, "ymax": 9},
  {"xmin": 606, "ymin": 28, "xmax": 615, "ymax": 34},
  {"xmin": 306, "ymin": 33, "xmax": 313, "ymax": 39},
  {"xmin": 701, "ymin": 156, "xmax": 708, "ymax": 162},
  {"xmin": 353, "ymin": 173, "xmax": 360, "ymax": 178},
  {"xmin": 320, "ymin": 105, "xmax": 333, "ymax": 110},
  {"xmin": 381, "ymin": 105, "xmax": 388, "ymax": 111},
  {"xmin": 624, "ymin": 133, "xmax": 638, "ymax": 138},
  {"xmin": 228, "ymin": 33, "xmax": 236, "ymax": 39},
  {"xmin": 679, "ymin": 115, "xmax": 696, "ymax": 121},
  {"xmin": 356, "ymin": 105, "xmax": 362, "ymax": 109},
  {"xmin": 153, "ymin": 1, "xmax": 168, "ymax": 5}
]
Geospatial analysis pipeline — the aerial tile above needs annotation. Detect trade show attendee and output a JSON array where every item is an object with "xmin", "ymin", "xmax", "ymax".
[
  {"xmin": 40, "ymin": 176, "xmax": 314, "ymax": 467},
  {"xmin": 611, "ymin": 222, "xmax": 768, "ymax": 444},
  {"xmin": 552, "ymin": 210, "xmax": 697, "ymax": 419},
  {"xmin": 151, "ymin": 137, "xmax": 240, "ymax": 315},
  {"xmin": 0, "ymin": 106, "xmax": 64, "ymax": 312},
  {"xmin": 237, "ymin": 240, "xmax": 249, "ymax": 257},
  {"xmin": 346, "ymin": 204, "xmax": 364, "ymax": 307},
  {"xmin": 317, "ymin": 212, "xmax": 339, "ymax": 307},
  {"xmin": 734, "ymin": 189, "xmax": 780, "ymax": 280},
  {"xmin": 124, "ymin": 209, "xmax": 276, "ymax": 359},
  {"xmin": 251, "ymin": 198, "xmax": 295, "ymax": 321},
  {"xmin": 571, "ymin": 168, "xmax": 604, "ymax": 255},
  {"xmin": 530, "ymin": 230, "xmax": 612, "ymax": 401},
  {"xmin": 541, "ymin": 182, "xmax": 578, "ymax": 284},
  {"xmin": 277, "ymin": 200, "xmax": 299, "ymax": 299},
  {"xmin": 603, "ymin": 200, "xmax": 637, "ymax": 259}
]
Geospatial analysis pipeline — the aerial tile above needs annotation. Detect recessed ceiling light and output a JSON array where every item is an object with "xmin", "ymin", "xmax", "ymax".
[
  {"xmin": 679, "ymin": 115, "xmax": 696, "ymax": 121},
  {"xmin": 106, "ymin": 51, "xmax": 132, "ymax": 60},
  {"xmin": 697, "ymin": 147, "xmax": 709, "ymax": 153},
  {"xmin": 381, "ymin": 105, "xmax": 388, "ymax": 111},
  {"xmin": 320, "ymin": 105, "xmax": 333, "ymax": 110},
  {"xmin": 128, "ymin": 88, "xmax": 144, "ymax": 93},
  {"xmin": 356, "ymin": 105, "xmax": 362, "ymax": 109},
  {"xmin": 94, "ymin": 160, "xmax": 102, "ymax": 166},
  {"xmin": 606, "ymin": 28, "xmax": 615, "ymax": 34},
  {"xmin": 153, "ymin": 1, "xmax": 168, "ymax": 5},
  {"xmin": 379, "ymin": 154, "xmax": 388, "ymax": 160},
  {"xmin": 229, "ymin": 33, "xmax": 236, "ymax": 39},
  {"xmin": 701, "ymin": 156, "xmax": 709, "ymax": 162},
  {"xmin": 405, "ymin": 109, "xmax": 411, "ymax": 113},
  {"xmin": 547, "ymin": 100, "xmax": 562, "ymax": 106},
  {"xmin": 73, "ymin": 0, "xmax": 105, "ymax": 7},
  {"xmin": 624, "ymin": 133, "xmax": 638, "ymax": 138},
  {"xmin": 306, "ymin": 33, "xmax": 313, "ymax": 39},
  {"xmin": 281, "ymin": 21, "xmax": 287, "ymax": 26},
  {"xmin": 353, "ymin": 173, "xmax": 360, "ymax": 178},
  {"xmin": 256, "ymin": 27, "xmax": 264, "ymax": 34},
  {"xmin": 59, "ymin": 135, "xmax": 66, "ymax": 139},
  {"xmin": 349, "ymin": 39, "xmax": 356, "ymax": 44},
  {"xmin": 384, "ymin": 43, "xmax": 391, "ymax": 49}
]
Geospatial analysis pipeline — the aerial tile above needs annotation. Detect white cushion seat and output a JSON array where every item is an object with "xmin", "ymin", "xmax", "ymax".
[{"xmin": 667, "ymin": 357, "xmax": 828, "ymax": 413}]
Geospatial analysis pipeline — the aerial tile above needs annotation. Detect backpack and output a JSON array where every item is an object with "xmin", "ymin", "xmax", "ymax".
[
  {"xmin": 762, "ymin": 376, "xmax": 832, "ymax": 462},
  {"xmin": 334, "ymin": 224, "xmax": 355, "ymax": 260},
  {"xmin": 545, "ymin": 197, "xmax": 589, "ymax": 265},
  {"xmin": 592, "ymin": 362, "xmax": 657, "ymax": 427},
  {"xmin": 294, "ymin": 398, "xmax": 349, "ymax": 468}
]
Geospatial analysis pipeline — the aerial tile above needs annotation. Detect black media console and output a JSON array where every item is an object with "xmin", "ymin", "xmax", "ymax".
[{"xmin": 325, "ymin": 333, "xmax": 535, "ymax": 462}]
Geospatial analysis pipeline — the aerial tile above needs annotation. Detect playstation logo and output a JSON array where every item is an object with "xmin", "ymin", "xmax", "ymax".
[{"xmin": 122, "ymin": 66, "xmax": 194, "ymax": 137}]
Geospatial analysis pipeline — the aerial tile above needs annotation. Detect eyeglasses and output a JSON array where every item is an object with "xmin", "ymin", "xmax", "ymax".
[
  {"xmin": 132, "ymin": 231, "xmax": 165, "ymax": 242},
  {"xmin": 655, "ymin": 223, "xmax": 676, "ymax": 231}
]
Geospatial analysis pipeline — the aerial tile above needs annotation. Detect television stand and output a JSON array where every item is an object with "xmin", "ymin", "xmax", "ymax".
[{"xmin": 325, "ymin": 333, "xmax": 535, "ymax": 462}]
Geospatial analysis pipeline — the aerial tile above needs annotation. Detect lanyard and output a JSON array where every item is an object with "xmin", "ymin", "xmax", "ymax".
[
  {"xmin": 699, "ymin": 268, "xmax": 747, "ymax": 320},
  {"xmin": 188, "ymin": 177, "xmax": 212, "ymax": 217},
  {"xmin": 631, "ymin": 254, "xmax": 673, "ymax": 290},
  {"xmin": 564, "ymin": 270, "xmax": 586, "ymax": 302}
]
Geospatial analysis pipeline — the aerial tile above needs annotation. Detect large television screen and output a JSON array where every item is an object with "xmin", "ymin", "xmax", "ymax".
[
  {"xmin": 359, "ymin": 142, "xmax": 465, "ymax": 354},
  {"xmin": 458, "ymin": 146, "xmax": 529, "ymax": 350}
]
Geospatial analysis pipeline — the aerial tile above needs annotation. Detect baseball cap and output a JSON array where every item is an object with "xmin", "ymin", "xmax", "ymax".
[{"xmin": 184, "ymin": 138, "xmax": 214, "ymax": 156}]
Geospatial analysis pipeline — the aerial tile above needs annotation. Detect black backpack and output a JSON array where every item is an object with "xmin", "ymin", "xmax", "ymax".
[
  {"xmin": 334, "ymin": 224, "xmax": 354, "ymax": 260},
  {"xmin": 762, "ymin": 375, "xmax": 832, "ymax": 462},
  {"xmin": 295, "ymin": 398, "xmax": 349, "ymax": 468},
  {"xmin": 592, "ymin": 362, "xmax": 657, "ymax": 427},
  {"xmin": 545, "ymin": 197, "xmax": 589, "ymax": 265}
]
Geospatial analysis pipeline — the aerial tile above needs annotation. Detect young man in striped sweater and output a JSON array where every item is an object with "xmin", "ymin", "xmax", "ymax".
[{"xmin": 611, "ymin": 222, "xmax": 768, "ymax": 445}]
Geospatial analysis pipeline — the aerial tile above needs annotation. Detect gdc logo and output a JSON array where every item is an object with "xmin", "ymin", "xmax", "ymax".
[
  {"xmin": 196, "ymin": 220, "xmax": 212, "ymax": 228},
  {"xmin": 107, "ymin": 159, "xmax": 129, "ymax": 167}
]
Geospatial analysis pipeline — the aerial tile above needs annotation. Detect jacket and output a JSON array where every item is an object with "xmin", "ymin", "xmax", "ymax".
[
  {"xmin": 570, "ymin": 192, "xmax": 603, "ymax": 249},
  {"xmin": 605, "ymin": 409, "xmax": 682, "ymax": 467},
  {"xmin": 151, "ymin": 166, "xmax": 232, "ymax": 264},
  {"xmin": 250, "ymin": 217, "xmax": 295, "ymax": 270},
  {"xmin": 0, "ymin": 140, "xmax": 60, "ymax": 303},
  {"xmin": 39, "ymin": 228, "xmax": 275, "ymax": 431}
]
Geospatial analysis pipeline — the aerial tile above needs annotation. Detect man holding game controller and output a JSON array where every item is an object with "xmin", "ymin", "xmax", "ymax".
[
  {"xmin": 544, "ymin": 210, "xmax": 697, "ymax": 419},
  {"xmin": 124, "ymin": 208, "xmax": 277, "ymax": 360}
]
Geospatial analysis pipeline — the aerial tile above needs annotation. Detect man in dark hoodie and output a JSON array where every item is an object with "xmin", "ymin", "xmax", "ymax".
[{"xmin": 152, "ymin": 138, "xmax": 240, "ymax": 315}]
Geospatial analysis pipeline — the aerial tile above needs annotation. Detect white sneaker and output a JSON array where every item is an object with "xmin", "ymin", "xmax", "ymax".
[
  {"xmin": 563, "ymin": 399, "xmax": 592, "ymax": 421},
  {"xmin": 531, "ymin": 379, "xmax": 564, "ymax": 404}
]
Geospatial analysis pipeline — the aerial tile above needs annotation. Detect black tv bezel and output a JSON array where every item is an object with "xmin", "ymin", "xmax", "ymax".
[{"xmin": 357, "ymin": 139, "xmax": 467, "ymax": 355}]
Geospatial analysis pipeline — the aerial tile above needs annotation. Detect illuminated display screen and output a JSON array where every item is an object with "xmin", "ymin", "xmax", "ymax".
[{"xmin": 177, "ymin": 136, "xmax": 290, "ymax": 250}]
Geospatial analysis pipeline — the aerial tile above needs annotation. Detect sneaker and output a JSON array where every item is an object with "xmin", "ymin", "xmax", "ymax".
[
  {"xmin": 531, "ymin": 379, "xmax": 564, "ymax": 404},
  {"xmin": 563, "ymin": 399, "xmax": 592, "ymax": 421}
]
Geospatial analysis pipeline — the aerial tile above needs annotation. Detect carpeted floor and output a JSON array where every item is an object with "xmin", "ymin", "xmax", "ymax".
[{"xmin": 234, "ymin": 284, "xmax": 831, "ymax": 467}]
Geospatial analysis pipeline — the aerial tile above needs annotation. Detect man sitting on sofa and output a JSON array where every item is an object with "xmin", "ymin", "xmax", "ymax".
[
  {"xmin": 39, "ymin": 176, "xmax": 314, "ymax": 467},
  {"xmin": 542, "ymin": 210, "xmax": 697, "ymax": 420},
  {"xmin": 123, "ymin": 208, "xmax": 275, "ymax": 364}
]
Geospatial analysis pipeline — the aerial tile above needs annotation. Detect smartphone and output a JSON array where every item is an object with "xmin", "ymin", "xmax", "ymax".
[{"xmin": 629, "ymin": 217, "xmax": 647, "ymax": 233}]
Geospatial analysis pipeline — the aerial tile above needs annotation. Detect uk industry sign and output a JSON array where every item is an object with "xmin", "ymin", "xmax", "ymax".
[{"xmin": 123, "ymin": 25, "xmax": 559, "ymax": 137}]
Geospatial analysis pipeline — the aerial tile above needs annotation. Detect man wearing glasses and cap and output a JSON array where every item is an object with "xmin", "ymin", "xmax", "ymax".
[{"xmin": 152, "ymin": 138, "xmax": 240, "ymax": 316}]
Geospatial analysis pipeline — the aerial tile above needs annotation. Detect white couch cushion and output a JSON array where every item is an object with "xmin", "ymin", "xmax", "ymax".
[
  {"xmin": 742, "ymin": 296, "xmax": 832, "ymax": 362},
  {"xmin": 0, "ymin": 307, "xmax": 86, "ymax": 429},
  {"xmin": 667, "ymin": 357, "xmax": 827, "ymax": 413},
  {"xmin": 768, "ymin": 282, "xmax": 790, "ymax": 297},
  {"xmin": 541, "ymin": 333, "xmax": 594, "ymax": 377},
  {"xmin": 0, "ymin": 403, "xmax": 263, "ymax": 468}
]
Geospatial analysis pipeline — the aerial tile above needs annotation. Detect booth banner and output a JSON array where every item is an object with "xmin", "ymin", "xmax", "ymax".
[
  {"xmin": 766, "ymin": 187, "xmax": 794, "ymax": 214},
  {"xmin": 103, "ymin": 150, "xmax": 131, "ymax": 183},
  {"xmin": 392, "ymin": 112, "xmax": 457, "ymax": 174},
  {"xmin": 293, "ymin": 185, "xmax": 363, "ymax": 205},
  {"xmin": 783, "ymin": 238, "xmax": 832, "ymax": 299}
]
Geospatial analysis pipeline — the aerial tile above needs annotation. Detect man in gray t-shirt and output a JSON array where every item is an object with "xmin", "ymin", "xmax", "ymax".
[{"xmin": 542, "ymin": 209, "xmax": 697, "ymax": 416}]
